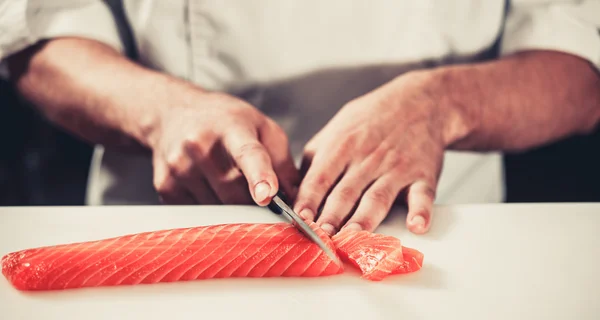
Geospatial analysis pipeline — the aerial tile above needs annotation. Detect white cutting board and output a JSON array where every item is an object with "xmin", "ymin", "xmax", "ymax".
[{"xmin": 0, "ymin": 203, "xmax": 599, "ymax": 320}]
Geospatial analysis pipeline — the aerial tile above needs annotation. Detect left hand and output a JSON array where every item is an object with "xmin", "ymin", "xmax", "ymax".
[{"xmin": 293, "ymin": 71, "xmax": 452, "ymax": 235}]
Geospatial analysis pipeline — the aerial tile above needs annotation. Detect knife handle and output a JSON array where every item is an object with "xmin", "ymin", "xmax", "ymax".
[{"xmin": 267, "ymin": 190, "xmax": 289, "ymax": 215}]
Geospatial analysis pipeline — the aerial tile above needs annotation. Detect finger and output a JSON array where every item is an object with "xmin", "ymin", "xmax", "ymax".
[
  {"xmin": 182, "ymin": 176, "xmax": 221, "ymax": 205},
  {"xmin": 342, "ymin": 173, "xmax": 410, "ymax": 233},
  {"xmin": 405, "ymin": 180, "xmax": 436, "ymax": 234},
  {"xmin": 186, "ymin": 142, "xmax": 253, "ymax": 205},
  {"xmin": 157, "ymin": 175, "xmax": 197, "ymax": 204},
  {"xmin": 293, "ymin": 151, "xmax": 347, "ymax": 222},
  {"xmin": 223, "ymin": 128, "xmax": 278, "ymax": 206},
  {"xmin": 153, "ymin": 157, "xmax": 196, "ymax": 204},
  {"xmin": 203, "ymin": 165, "xmax": 254, "ymax": 205},
  {"xmin": 163, "ymin": 144, "xmax": 223, "ymax": 204},
  {"xmin": 260, "ymin": 121, "xmax": 300, "ymax": 201},
  {"xmin": 316, "ymin": 164, "xmax": 378, "ymax": 235}
]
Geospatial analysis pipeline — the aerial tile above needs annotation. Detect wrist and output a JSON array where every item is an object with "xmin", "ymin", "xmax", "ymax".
[
  {"xmin": 132, "ymin": 106, "xmax": 162, "ymax": 150},
  {"xmin": 404, "ymin": 68, "xmax": 480, "ymax": 148}
]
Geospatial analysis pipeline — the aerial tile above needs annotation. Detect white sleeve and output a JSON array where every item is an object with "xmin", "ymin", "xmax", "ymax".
[
  {"xmin": 500, "ymin": 0, "xmax": 600, "ymax": 70},
  {"xmin": 0, "ymin": 0, "xmax": 124, "ymax": 69}
]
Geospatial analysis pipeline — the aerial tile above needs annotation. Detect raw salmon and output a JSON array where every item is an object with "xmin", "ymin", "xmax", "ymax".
[
  {"xmin": 1, "ymin": 221, "xmax": 342, "ymax": 291},
  {"xmin": 333, "ymin": 229, "xmax": 423, "ymax": 281},
  {"xmin": 395, "ymin": 246, "xmax": 425, "ymax": 275},
  {"xmin": 1, "ymin": 221, "xmax": 423, "ymax": 291}
]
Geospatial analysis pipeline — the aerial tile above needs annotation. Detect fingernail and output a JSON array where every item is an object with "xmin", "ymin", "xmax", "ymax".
[
  {"xmin": 299, "ymin": 208, "xmax": 314, "ymax": 220},
  {"xmin": 410, "ymin": 215, "xmax": 426, "ymax": 229},
  {"xmin": 343, "ymin": 222, "xmax": 362, "ymax": 232},
  {"xmin": 254, "ymin": 182, "xmax": 271, "ymax": 203},
  {"xmin": 320, "ymin": 223, "xmax": 336, "ymax": 236}
]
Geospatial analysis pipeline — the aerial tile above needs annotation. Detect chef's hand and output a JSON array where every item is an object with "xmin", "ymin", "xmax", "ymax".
[
  {"xmin": 148, "ymin": 92, "xmax": 298, "ymax": 206},
  {"xmin": 294, "ymin": 72, "xmax": 451, "ymax": 235}
]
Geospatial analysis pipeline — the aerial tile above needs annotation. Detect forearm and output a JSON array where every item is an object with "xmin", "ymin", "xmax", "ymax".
[
  {"xmin": 6, "ymin": 37, "xmax": 204, "ymax": 151},
  {"xmin": 426, "ymin": 50, "xmax": 600, "ymax": 152}
]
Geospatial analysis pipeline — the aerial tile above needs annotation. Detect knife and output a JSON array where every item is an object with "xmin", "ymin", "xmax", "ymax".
[{"xmin": 267, "ymin": 190, "xmax": 341, "ymax": 265}]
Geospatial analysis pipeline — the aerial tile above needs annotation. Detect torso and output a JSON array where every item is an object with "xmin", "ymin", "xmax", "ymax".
[{"xmin": 86, "ymin": 0, "xmax": 508, "ymax": 205}]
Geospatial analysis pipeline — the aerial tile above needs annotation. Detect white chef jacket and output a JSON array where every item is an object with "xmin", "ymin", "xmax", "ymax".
[{"xmin": 1, "ymin": 1, "xmax": 599, "ymax": 206}]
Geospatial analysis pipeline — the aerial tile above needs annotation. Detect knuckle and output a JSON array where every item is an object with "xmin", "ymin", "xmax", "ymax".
[
  {"xmin": 153, "ymin": 177, "xmax": 173, "ymax": 196},
  {"xmin": 367, "ymin": 188, "xmax": 394, "ymax": 207},
  {"xmin": 311, "ymin": 173, "xmax": 335, "ymax": 191},
  {"xmin": 385, "ymin": 148, "xmax": 405, "ymax": 168},
  {"xmin": 165, "ymin": 151, "xmax": 191, "ymax": 177},
  {"xmin": 422, "ymin": 185, "xmax": 436, "ymax": 202},
  {"xmin": 337, "ymin": 134, "xmax": 357, "ymax": 155},
  {"xmin": 234, "ymin": 142, "xmax": 265, "ymax": 163},
  {"xmin": 222, "ymin": 101, "xmax": 250, "ymax": 117},
  {"xmin": 183, "ymin": 131, "xmax": 213, "ymax": 154},
  {"xmin": 219, "ymin": 168, "xmax": 244, "ymax": 185},
  {"xmin": 181, "ymin": 135, "xmax": 199, "ymax": 151},
  {"xmin": 165, "ymin": 151, "xmax": 183, "ymax": 169},
  {"xmin": 412, "ymin": 167, "xmax": 428, "ymax": 179},
  {"xmin": 334, "ymin": 186, "xmax": 359, "ymax": 203},
  {"xmin": 237, "ymin": 142, "xmax": 262, "ymax": 158},
  {"xmin": 198, "ymin": 130, "xmax": 217, "ymax": 145},
  {"xmin": 413, "ymin": 168, "xmax": 436, "ymax": 185},
  {"xmin": 329, "ymin": 134, "xmax": 357, "ymax": 160}
]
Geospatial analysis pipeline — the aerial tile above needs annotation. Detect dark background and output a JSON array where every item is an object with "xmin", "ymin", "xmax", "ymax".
[{"xmin": 1, "ymin": 78, "xmax": 599, "ymax": 206}]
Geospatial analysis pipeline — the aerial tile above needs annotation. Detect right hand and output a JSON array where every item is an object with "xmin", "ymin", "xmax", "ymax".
[{"xmin": 148, "ymin": 92, "xmax": 299, "ymax": 206}]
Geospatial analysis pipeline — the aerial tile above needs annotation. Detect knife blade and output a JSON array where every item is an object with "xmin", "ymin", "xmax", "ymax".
[{"xmin": 267, "ymin": 191, "xmax": 341, "ymax": 266}]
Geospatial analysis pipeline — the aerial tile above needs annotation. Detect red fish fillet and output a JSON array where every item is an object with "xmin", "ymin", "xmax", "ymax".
[
  {"xmin": 333, "ymin": 229, "xmax": 424, "ymax": 281},
  {"xmin": 395, "ymin": 246, "xmax": 424, "ymax": 275},
  {"xmin": 2, "ymin": 221, "xmax": 423, "ymax": 291},
  {"xmin": 1, "ymin": 221, "xmax": 343, "ymax": 291}
]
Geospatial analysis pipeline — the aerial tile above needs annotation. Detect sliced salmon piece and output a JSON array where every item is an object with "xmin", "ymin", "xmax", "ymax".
[
  {"xmin": 332, "ymin": 229, "xmax": 423, "ymax": 281},
  {"xmin": 394, "ymin": 246, "xmax": 424, "ymax": 275}
]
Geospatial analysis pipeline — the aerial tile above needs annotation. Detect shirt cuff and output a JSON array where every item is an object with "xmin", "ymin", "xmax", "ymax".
[{"xmin": 500, "ymin": 1, "xmax": 600, "ymax": 70}]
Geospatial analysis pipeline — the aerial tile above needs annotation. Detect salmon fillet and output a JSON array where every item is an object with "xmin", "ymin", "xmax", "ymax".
[
  {"xmin": 1, "ymin": 221, "xmax": 342, "ymax": 291},
  {"xmin": 1, "ymin": 222, "xmax": 423, "ymax": 291},
  {"xmin": 333, "ymin": 229, "xmax": 424, "ymax": 281}
]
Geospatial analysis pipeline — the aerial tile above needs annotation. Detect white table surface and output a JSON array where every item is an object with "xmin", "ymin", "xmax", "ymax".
[{"xmin": 0, "ymin": 203, "xmax": 599, "ymax": 320}]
